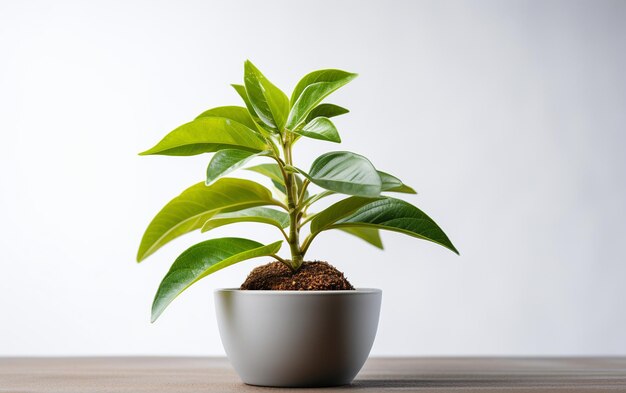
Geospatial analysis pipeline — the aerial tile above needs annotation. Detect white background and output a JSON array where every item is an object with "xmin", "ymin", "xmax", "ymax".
[{"xmin": 1, "ymin": 0, "xmax": 625, "ymax": 356}]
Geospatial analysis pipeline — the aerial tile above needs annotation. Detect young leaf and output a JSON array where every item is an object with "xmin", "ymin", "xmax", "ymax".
[
  {"xmin": 246, "ymin": 163, "xmax": 287, "ymax": 195},
  {"xmin": 151, "ymin": 238, "xmax": 282, "ymax": 322},
  {"xmin": 287, "ymin": 69, "xmax": 357, "ymax": 129},
  {"xmin": 379, "ymin": 171, "xmax": 417, "ymax": 194},
  {"xmin": 245, "ymin": 164, "xmax": 308, "ymax": 199},
  {"xmin": 305, "ymin": 103, "xmax": 349, "ymax": 123},
  {"xmin": 245, "ymin": 163, "xmax": 284, "ymax": 184},
  {"xmin": 294, "ymin": 117, "xmax": 341, "ymax": 143},
  {"xmin": 244, "ymin": 60, "xmax": 289, "ymax": 130},
  {"xmin": 201, "ymin": 207, "xmax": 289, "ymax": 232},
  {"xmin": 299, "ymin": 151, "xmax": 382, "ymax": 197},
  {"xmin": 290, "ymin": 70, "xmax": 357, "ymax": 104},
  {"xmin": 338, "ymin": 227, "xmax": 383, "ymax": 249},
  {"xmin": 231, "ymin": 85, "xmax": 266, "ymax": 126},
  {"xmin": 195, "ymin": 106, "xmax": 258, "ymax": 131},
  {"xmin": 206, "ymin": 149, "xmax": 269, "ymax": 185},
  {"xmin": 293, "ymin": 173, "xmax": 310, "ymax": 200},
  {"xmin": 139, "ymin": 117, "xmax": 267, "ymax": 156},
  {"xmin": 311, "ymin": 196, "xmax": 458, "ymax": 255},
  {"xmin": 137, "ymin": 178, "xmax": 281, "ymax": 262}
]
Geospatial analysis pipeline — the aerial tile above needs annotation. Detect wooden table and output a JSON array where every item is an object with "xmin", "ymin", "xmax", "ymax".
[{"xmin": 1, "ymin": 357, "xmax": 626, "ymax": 392}]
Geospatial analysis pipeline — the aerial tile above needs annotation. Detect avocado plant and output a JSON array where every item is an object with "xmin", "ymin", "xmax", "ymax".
[{"xmin": 138, "ymin": 61, "xmax": 458, "ymax": 322}]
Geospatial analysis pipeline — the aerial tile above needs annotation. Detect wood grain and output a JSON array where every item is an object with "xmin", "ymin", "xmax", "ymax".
[{"xmin": 1, "ymin": 357, "xmax": 626, "ymax": 392}]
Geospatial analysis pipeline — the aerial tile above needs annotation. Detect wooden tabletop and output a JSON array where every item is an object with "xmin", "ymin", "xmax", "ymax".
[{"xmin": 1, "ymin": 357, "xmax": 626, "ymax": 392}]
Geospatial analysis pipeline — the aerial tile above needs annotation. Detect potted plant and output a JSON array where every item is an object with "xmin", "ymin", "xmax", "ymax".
[{"xmin": 137, "ymin": 61, "xmax": 458, "ymax": 387}]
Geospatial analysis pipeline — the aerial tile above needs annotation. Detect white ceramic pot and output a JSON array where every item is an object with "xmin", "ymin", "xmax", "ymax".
[{"xmin": 214, "ymin": 288, "xmax": 382, "ymax": 387}]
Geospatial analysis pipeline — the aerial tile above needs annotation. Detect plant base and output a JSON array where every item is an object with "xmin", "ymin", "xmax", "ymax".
[{"xmin": 240, "ymin": 261, "xmax": 354, "ymax": 290}]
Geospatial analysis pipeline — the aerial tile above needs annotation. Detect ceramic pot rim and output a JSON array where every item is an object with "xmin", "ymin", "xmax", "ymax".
[{"xmin": 215, "ymin": 288, "xmax": 381, "ymax": 295}]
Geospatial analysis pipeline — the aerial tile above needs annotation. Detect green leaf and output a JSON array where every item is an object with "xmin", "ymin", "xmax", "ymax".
[
  {"xmin": 338, "ymin": 227, "xmax": 383, "ymax": 249},
  {"xmin": 290, "ymin": 70, "xmax": 357, "ymax": 104},
  {"xmin": 310, "ymin": 196, "xmax": 376, "ymax": 233},
  {"xmin": 245, "ymin": 163, "xmax": 284, "ymax": 185},
  {"xmin": 244, "ymin": 60, "xmax": 289, "ymax": 130},
  {"xmin": 245, "ymin": 164, "xmax": 308, "ymax": 199},
  {"xmin": 231, "ymin": 84, "xmax": 266, "ymax": 129},
  {"xmin": 151, "ymin": 238, "xmax": 282, "ymax": 322},
  {"xmin": 287, "ymin": 69, "xmax": 357, "ymax": 129},
  {"xmin": 272, "ymin": 180, "xmax": 287, "ymax": 196},
  {"xmin": 137, "ymin": 178, "xmax": 280, "ymax": 262},
  {"xmin": 305, "ymin": 103, "xmax": 349, "ymax": 123},
  {"xmin": 311, "ymin": 196, "xmax": 458, "ymax": 254},
  {"xmin": 139, "ymin": 117, "xmax": 267, "ymax": 156},
  {"xmin": 294, "ymin": 117, "xmax": 341, "ymax": 143},
  {"xmin": 195, "ymin": 106, "xmax": 258, "ymax": 131},
  {"xmin": 379, "ymin": 171, "xmax": 417, "ymax": 194},
  {"xmin": 246, "ymin": 163, "xmax": 287, "ymax": 195},
  {"xmin": 206, "ymin": 149, "xmax": 269, "ymax": 185},
  {"xmin": 230, "ymin": 85, "xmax": 279, "ymax": 142},
  {"xmin": 299, "ymin": 151, "xmax": 382, "ymax": 197},
  {"xmin": 201, "ymin": 207, "xmax": 289, "ymax": 232}
]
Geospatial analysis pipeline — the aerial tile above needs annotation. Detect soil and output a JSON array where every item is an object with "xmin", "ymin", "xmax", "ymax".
[{"xmin": 240, "ymin": 261, "xmax": 354, "ymax": 290}]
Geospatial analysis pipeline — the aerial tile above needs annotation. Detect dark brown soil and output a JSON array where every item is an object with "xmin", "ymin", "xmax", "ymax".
[{"xmin": 240, "ymin": 261, "xmax": 354, "ymax": 290}]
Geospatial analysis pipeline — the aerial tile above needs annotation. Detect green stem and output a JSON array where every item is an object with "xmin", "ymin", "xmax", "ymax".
[{"xmin": 282, "ymin": 134, "xmax": 304, "ymax": 270}]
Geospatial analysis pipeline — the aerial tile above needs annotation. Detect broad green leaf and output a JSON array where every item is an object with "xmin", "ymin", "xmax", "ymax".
[
  {"xmin": 310, "ymin": 196, "xmax": 377, "ymax": 233},
  {"xmin": 299, "ymin": 151, "xmax": 382, "ymax": 197},
  {"xmin": 139, "ymin": 117, "xmax": 267, "ymax": 156},
  {"xmin": 206, "ymin": 149, "xmax": 269, "ymax": 185},
  {"xmin": 287, "ymin": 69, "xmax": 357, "ymax": 129},
  {"xmin": 195, "ymin": 106, "xmax": 258, "ymax": 131},
  {"xmin": 151, "ymin": 238, "xmax": 282, "ymax": 322},
  {"xmin": 305, "ymin": 103, "xmax": 349, "ymax": 123},
  {"xmin": 339, "ymin": 227, "xmax": 383, "ymax": 249},
  {"xmin": 312, "ymin": 196, "xmax": 458, "ymax": 254},
  {"xmin": 244, "ymin": 60, "xmax": 289, "ymax": 130},
  {"xmin": 294, "ymin": 117, "xmax": 341, "ymax": 143},
  {"xmin": 137, "ymin": 178, "xmax": 280, "ymax": 261},
  {"xmin": 201, "ymin": 207, "xmax": 289, "ymax": 232},
  {"xmin": 379, "ymin": 171, "xmax": 417, "ymax": 194}
]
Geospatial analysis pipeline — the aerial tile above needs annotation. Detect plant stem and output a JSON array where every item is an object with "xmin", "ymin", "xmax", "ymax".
[{"xmin": 282, "ymin": 134, "xmax": 304, "ymax": 270}]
